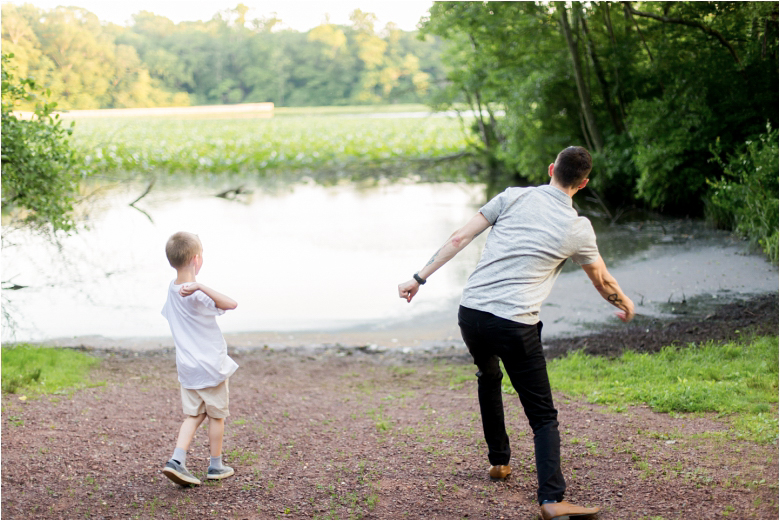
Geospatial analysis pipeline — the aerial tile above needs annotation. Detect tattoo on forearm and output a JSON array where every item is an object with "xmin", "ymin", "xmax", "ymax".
[
  {"xmin": 607, "ymin": 293, "xmax": 622, "ymax": 304},
  {"xmin": 425, "ymin": 248, "xmax": 442, "ymax": 267}
]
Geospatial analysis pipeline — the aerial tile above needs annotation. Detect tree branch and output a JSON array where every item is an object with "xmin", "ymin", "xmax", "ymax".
[
  {"xmin": 623, "ymin": 2, "xmax": 743, "ymax": 69},
  {"xmin": 623, "ymin": 3, "xmax": 654, "ymax": 62}
]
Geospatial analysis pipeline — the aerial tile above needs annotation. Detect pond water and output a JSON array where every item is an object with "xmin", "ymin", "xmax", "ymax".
[{"xmin": 2, "ymin": 178, "xmax": 777, "ymax": 347}]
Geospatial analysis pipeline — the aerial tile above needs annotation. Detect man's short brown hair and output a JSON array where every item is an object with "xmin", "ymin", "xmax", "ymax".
[
  {"xmin": 553, "ymin": 146, "xmax": 592, "ymax": 188},
  {"xmin": 165, "ymin": 232, "xmax": 201, "ymax": 269}
]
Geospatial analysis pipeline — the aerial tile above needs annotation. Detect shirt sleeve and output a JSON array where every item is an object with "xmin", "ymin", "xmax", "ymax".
[
  {"xmin": 570, "ymin": 218, "xmax": 600, "ymax": 266},
  {"xmin": 478, "ymin": 189, "xmax": 508, "ymax": 224},
  {"xmin": 194, "ymin": 291, "xmax": 226, "ymax": 316},
  {"xmin": 161, "ymin": 296, "xmax": 170, "ymax": 320}
]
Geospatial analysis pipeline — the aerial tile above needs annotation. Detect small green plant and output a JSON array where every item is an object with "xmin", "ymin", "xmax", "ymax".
[
  {"xmin": 227, "ymin": 448, "xmax": 259, "ymax": 464},
  {"xmin": 390, "ymin": 367, "xmax": 417, "ymax": 377},
  {"xmin": 145, "ymin": 497, "xmax": 161, "ymax": 516}
]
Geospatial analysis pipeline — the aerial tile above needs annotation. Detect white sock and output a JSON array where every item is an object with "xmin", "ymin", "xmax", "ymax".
[{"xmin": 210, "ymin": 456, "xmax": 223, "ymax": 469}]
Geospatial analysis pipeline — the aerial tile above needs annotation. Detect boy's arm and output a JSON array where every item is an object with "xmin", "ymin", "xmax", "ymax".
[
  {"xmin": 581, "ymin": 256, "xmax": 634, "ymax": 322},
  {"xmin": 179, "ymin": 283, "xmax": 238, "ymax": 310}
]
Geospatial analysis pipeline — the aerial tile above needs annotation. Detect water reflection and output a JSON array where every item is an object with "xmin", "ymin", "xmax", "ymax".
[
  {"xmin": 2, "ymin": 179, "xmax": 486, "ymax": 341},
  {"xmin": 2, "ymin": 178, "xmax": 776, "ymax": 344}
]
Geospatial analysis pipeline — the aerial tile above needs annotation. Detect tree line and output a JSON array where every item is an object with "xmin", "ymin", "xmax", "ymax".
[
  {"xmin": 421, "ymin": 1, "xmax": 777, "ymax": 259},
  {"xmin": 2, "ymin": 2, "xmax": 778, "ymax": 261},
  {"xmin": 422, "ymin": 2, "xmax": 777, "ymax": 212},
  {"xmin": 1, "ymin": 3, "xmax": 446, "ymax": 109}
]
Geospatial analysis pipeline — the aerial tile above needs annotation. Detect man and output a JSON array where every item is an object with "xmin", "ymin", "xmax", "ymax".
[{"xmin": 398, "ymin": 146, "xmax": 634, "ymax": 520}]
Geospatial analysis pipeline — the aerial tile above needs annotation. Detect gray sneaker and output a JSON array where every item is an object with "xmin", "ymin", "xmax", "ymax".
[
  {"xmin": 162, "ymin": 459, "xmax": 201, "ymax": 486},
  {"xmin": 206, "ymin": 464, "xmax": 235, "ymax": 480}
]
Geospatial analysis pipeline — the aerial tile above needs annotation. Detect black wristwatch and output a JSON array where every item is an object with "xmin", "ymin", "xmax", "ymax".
[{"xmin": 413, "ymin": 273, "xmax": 427, "ymax": 285}]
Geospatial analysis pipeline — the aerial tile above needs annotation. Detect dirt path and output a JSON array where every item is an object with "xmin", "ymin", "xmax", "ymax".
[{"xmin": 2, "ymin": 295, "xmax": 778, "ymax": 520}]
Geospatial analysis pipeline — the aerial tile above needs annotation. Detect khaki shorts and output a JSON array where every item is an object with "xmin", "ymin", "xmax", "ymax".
[{"xmin": 181, "ymin": 379, "xmax": 230, "ymax": 418}]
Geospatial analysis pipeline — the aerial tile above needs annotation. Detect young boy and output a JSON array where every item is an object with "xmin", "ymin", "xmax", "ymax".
[{"xmin": 160, "ymin": 231, "xmax": 239, "ymax": 486}]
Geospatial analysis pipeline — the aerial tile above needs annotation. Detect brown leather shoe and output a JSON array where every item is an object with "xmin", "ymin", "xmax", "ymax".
[
  {"xmin": 488, "ymin": 464, "xmax": 511, "ymax": 480},
  {"xmin": 540, "ymin": 501, "xmax": 599, "ymax": 520}
]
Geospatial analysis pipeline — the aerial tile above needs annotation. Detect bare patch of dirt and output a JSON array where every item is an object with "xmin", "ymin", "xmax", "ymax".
[{"xmin": 2, "ymin": 295, "xmax": 778, "ymax": 519}]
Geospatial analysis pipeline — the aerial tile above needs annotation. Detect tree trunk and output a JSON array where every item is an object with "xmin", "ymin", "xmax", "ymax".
[
  {"xmin": 601, "ymin": 2, "xmax": 629, "ymax": 120},
  {"xmin": 623, "ymin": 3, "xmax": 654, "ymax": 62},
  {"xmin": 578, "ymin": 110, "xmax": 595, "ymax": 151},
  {"xmin": 603, "ymin": 2, "xmax": 617, "ymax": 45},
  {"xmin": 577, "ymin": 3, "xmax": 625, "ymax": 134},
  {"xmin": 557, "ymin": 2, "xmax": 603, "ymax": 152}
]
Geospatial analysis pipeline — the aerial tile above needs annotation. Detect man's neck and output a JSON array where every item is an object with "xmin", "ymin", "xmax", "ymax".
[
  {"xmin": 175, "ymin": 268, "xmax": 197, "ymax": 285},
  {"xmin": 548, "ymin": 179, "xmax": 578, "ymax": 198}
]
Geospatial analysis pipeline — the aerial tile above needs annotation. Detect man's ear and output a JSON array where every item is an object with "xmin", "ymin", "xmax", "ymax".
[
  {"xmin": 548, "ymin": 163, "xmax": 555, "ymax": 178},
  {"xmin": 578, "ymin": 178, "xmax": 590, "ymax": 189}
]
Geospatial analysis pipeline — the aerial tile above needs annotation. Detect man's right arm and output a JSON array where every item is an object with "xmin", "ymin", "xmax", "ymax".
[
  {"xmin": 398, "ymin": 212, "xmax": 491, "ymax": 303},
  {"xmin": 581, "ymin": 256, "xmax": 635, "ymax": 322}
]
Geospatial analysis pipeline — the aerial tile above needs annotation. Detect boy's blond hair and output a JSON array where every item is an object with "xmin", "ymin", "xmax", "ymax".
[{"xmin": 165, "ymin": 232, "xmax": 201, "ymax": 269}]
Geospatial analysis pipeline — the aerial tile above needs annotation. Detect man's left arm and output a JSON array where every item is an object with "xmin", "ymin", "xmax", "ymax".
[
  {"xmin": 398, "ymin": 212, "xmax": 491, "ymax": 303},
  {"xmin": 581, "ymin": 256, "xmax": 635, "ymax": 322}
]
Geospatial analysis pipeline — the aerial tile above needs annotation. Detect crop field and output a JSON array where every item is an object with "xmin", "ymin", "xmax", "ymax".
[{"xmin": 67, "ymin": 109, "xmax": 474, "ymax": 181}]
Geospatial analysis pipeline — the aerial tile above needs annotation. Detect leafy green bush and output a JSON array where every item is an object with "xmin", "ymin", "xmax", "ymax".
[
  {"xmin": 629, "ymin": 85, "xmax": 717, "ymax": 215},
  {"xmin": 1, "ymin": 53, "xmax": 82, "ymax": 233},
  {"xmin": 707, "ymin": 123, "xmax": 779, "ymax": 264}
]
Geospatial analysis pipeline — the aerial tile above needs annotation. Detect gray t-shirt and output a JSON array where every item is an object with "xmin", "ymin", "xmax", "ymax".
[{"xmin": 460, "ymin": 184, "xmax": 600, "ymax": 325}]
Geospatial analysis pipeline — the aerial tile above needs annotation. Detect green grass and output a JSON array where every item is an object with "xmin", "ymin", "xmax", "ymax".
[
  {"xmin": 227, "ymin": 448, "xmax": 259, "ymax": 464},
  {"xmin": 70, "ymin": 112, "xmax": 471, "ymax": 180},
  {"xmin": 274, "ymin": 104, "xmax": 432, "ymax": 116},
  {"xmin": 526, "ymin": 336, "xmax": 779, "ymax": 443},
  {"xmin": 2, "ymin": 344, "xmax": 102, "ymax": 395}
]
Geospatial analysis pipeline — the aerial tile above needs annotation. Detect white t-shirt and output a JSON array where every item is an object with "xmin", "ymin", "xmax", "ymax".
[
  {"xmin": 161, "ymin": 280, "xmax": 238, "ymax": 389},
  {"xmin": 461, "ymin": 185, "xmax": 600, "ymax": 325}
]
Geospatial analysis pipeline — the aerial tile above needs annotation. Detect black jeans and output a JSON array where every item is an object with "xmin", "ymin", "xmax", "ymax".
[{"xmin": 458, "ymin": 305, "xmax": 565, "ymax": 505}]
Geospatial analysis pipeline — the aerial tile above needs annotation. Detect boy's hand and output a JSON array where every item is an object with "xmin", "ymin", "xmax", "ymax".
[{"xmin": 179, "ymin": 283, "xmax": 200, "ymax": 297}]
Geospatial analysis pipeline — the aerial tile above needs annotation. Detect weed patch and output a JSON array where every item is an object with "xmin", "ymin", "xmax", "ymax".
[
  {"xmin": 539, "ymin": 336, "xmax": 779, "ymax": 442},
  {"xmin": 2, "ymin": 345, "xmax": 102, "ymax": 395}
]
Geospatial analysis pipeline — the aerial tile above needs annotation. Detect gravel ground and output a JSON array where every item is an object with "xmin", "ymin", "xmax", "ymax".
[{"xmin": 1, "ymin": 294, "xmax": 777, "ymax": 519}]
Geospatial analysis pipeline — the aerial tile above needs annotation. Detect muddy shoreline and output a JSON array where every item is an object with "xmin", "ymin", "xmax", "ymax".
[
  {"xmin": 54, "ymin": 292, "xmax": 778, "ymax": 364},
  {"xmin": 544, "ymin": 292, "xmax": 779, "ymax": 359}
]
